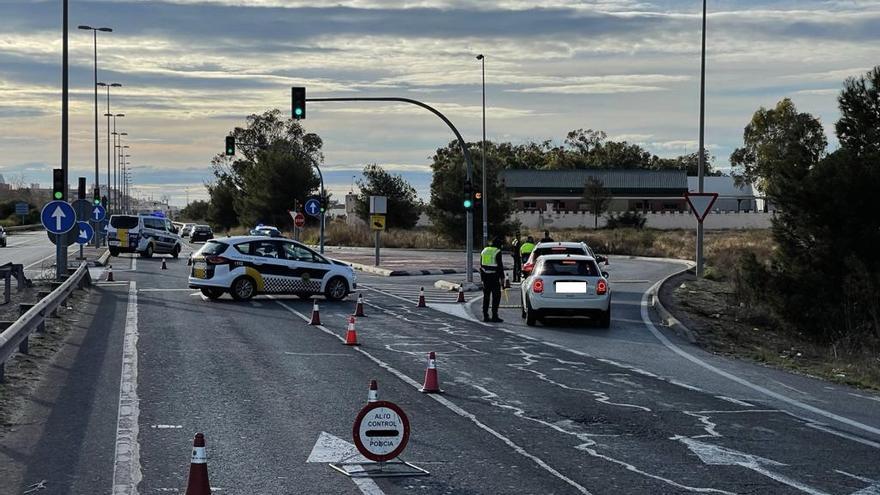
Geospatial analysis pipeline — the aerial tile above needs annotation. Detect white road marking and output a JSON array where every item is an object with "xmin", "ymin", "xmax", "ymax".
[
  {"xmin": 284, "ymin": 352, "xmax": 351, "ymax": 357},
  {"xmin": 306, "ymin": 431, "xmax": 382, "ymax": 495},
  {"xmin": 112, "ymin": 281, "xmax": 142, "ymax": 495},
  {"xmin": 130, "ymin": 256, "xmax": 137, "ymax": 271},
  {"xmin": 150, "ymin": 425, "xmax": 182, "ymax": 429},
  {"xmin": 138, "ymin": 288, "xmax": 193, "ymax": 292},
  {"xmin": 639, "ymin": 279, "xmax": 880, "ymax": 438},
  {"xmin": 848, "ymin": 392, "xmax": 880, "ymax": 404},
  {"xmin": 835, "ymin": 470, "xmax": 880, "ymax": 495},
  {"xmin": 715, "ymin": 396, "xmax": 754, "ymax": 407},
  {"xmin": 272, "ymin": 298, "xmax": 593, "ymax": 495}
]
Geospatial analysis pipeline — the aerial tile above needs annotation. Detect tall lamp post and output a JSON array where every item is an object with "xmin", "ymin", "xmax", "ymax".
[
  {"xmin": 122, "ymin": 153, "xmax": 131, "ymax": 213},
  {"xmin": 476, "ymin": 54, "xmax": 488, "ymax": 247},
  {"xmin": 696, "ymin": 0, "xmax": 707, "ymax": 277},
  {"xmin": 117, "ymin": 139, "xmax": 129, "ymax": 212},
  {"xmin": 99, "ymin": 83, "xmax": 121, "ymax": 206},
  {"xmin": 109, "ymin": 113, "xmax": 124, "ymax": 211},
  {"xmin": 78, "ymin": 25, "xmax": 111, "ymax": 247}
]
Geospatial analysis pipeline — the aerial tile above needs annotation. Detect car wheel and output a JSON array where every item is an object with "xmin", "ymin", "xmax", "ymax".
[
  {"xmin": 140, "ymin": 244, "xmax": 153, "ymax": 258},
  {"xmin": 230, "ymin": 276, "xmax": 256, "ymax": 301},
  {"xmin": 109, "ymin": 247, "xmax": 119, "ymax": 256},
  {"xmin": 598, "ymin": 306, "xmax": 611, "ymax": 329},
  {"xmin": 324, "ymin": 277, "xmax": 348, "ymax": 301},
  {"xmin": 525, "ymin": 296, "xmax": 537, "ymax": 326},
  {"xmin": 172, "ymin": 245, "xmax": 181, "ymax": 259},
  {"xmin": 200, "ymin": 288, "xmax": 224, "ymax": 300}
]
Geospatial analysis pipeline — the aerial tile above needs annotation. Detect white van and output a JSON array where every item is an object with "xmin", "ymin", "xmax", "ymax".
[{"xmin": 107, "ymin": 214, "xmax": 183, "ymax": 258}]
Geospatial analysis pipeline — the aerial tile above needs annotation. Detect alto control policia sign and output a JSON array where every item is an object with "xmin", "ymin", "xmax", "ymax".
[{"xmin": 353, "ymin": 400, "xmax": 410, "ymax": 462}]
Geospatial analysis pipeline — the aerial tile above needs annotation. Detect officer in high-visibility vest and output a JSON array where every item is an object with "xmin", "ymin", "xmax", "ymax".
[
  {"xmin": 479, "ymin": 237, "xmax": 505, "ymax": 323},
  {"xmin": 519, "ymin": 235, "xmax": 536, "ymax": 261}
]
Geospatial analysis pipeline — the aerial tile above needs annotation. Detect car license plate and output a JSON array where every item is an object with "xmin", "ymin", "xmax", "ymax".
[
  {"xmin": 194, "ymin": 262, "xmax": 207, "ymax": 270},
  {"xmin": 555, "ymin": 281, "xmax": 587, "ymax": 293}
]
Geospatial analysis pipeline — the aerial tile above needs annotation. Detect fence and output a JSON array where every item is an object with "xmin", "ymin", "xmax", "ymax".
[
  {"xmin": 513, "ymin": 210, "xmax": 774, "ymax": 230},
  {"xmin": 0, "ymin": 262, "xmax": 91, "ymax": 382}
]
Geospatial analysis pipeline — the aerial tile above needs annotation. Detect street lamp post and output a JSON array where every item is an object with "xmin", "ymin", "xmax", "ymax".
[
  {"xmin": 117, "ymin": 138, "xmax": 128, "ymax": 212},
  {"xmin": 109, "ymin": 113, "xmax": 124, "ymax": 212},
  {"xmin": 476, "ymin": 54, "xmax": 488, "ymax": 247},
  {"xmin": 122, "ymin": 153, "xmax": 131, "ymax": 213},
  {"xmin": 99, "ymin": 83, "xmax": 121, "ymax": 208},
  {"xmin": 78, "ymin": 25, "xmax": 111, "ymax": 247}
]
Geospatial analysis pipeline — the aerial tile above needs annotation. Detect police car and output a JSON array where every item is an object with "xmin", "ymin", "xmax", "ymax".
[
  {"xmin": 188, "ymin": 236, "xmax": 357, "ymax": 301},
  {"xmin": 107, "ymin": 214, "xmax": 183, "ymax": 258},
  {"xmin": 521, "ymin": 254, "xmax": 611, "ymax": 328}
]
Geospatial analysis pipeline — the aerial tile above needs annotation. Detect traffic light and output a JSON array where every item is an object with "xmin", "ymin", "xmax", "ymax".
[
  {"xmin": 292, "ymin": 86, "xmax": 306, "ymax": 120},
  {"xmin": 463, "ymin": 181, "xmax": 473, "ymax": 209},
  {"xmin": 474, "ymin": 191, "xmax": 482, "ymax": 209},
  {"xmin": 52, "ymin": 168, "xmax": 64, "ymax": 200},
  {"xmin": 225, "ymin": 135, "xmax": 235, "ymax": 156},
  {"xmin": 94, "ymin": 186, "xmax": 101, "ymax": 206}
]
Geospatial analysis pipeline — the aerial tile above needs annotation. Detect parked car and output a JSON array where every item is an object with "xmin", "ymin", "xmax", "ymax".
[
  {"xmin": 107, "ymin": 214, "xmax": 183, "ymax": 258},
  {"xmin": 249, "ymin": 225, "xmax": 283, "ymax": 238},
  {"xmin": 190, "ymin": 225, "xmax": 214, "ymax": 243},
  {"xmin": 180, "ymin": 223, "xmax": 196, "ymax": 237},
  {"xmin": 521, "ymin": 254, "xmax": 611, "ymax": 328},
  {"xmin": 188, "ymin": 236, "xmax": 356, "ymax": 301},
  {"xmin": 0, "ymin": 226, "xmax": 6, "ymax": 247}
]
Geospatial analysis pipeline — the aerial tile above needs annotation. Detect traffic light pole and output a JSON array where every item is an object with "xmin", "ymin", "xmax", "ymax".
[
  {"xmin": 306, "ymin": 97, "xmax": 476, "ymax": 284},
  {"xmin": 58, "ymin": 0, "xmax": 69, "ymax": 281}
]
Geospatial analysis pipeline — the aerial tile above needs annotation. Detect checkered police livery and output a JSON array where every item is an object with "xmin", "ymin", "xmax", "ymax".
[{"xmin": 188, "ymin": 235, "xmax": 356, "ymax": 302}]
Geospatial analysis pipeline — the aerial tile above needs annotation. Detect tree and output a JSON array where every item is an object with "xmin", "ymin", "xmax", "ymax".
[
  {"xmin": 180, "ymin": 200, "xmax": 210, "ymax": 222},
  {"xmin": 355, "ymin": 164, "xmax": 421, "ymax": 229},
  {"xmin": 836, "ymin": 66, "xmax": 880, "ymax": 156},
  {"xmin": 428, "ymin": 141, "xmax": 517, "ymax": 244},
  {"xmin": 729, "ymin": 98, "xmax": 827, "ymax": 197},
  {"xmin": 206, "ymin": 109, "xmax": 322, "ymax": 229},
  {"xmin": 581, "ymin": 177, "xmax": 610, "ymax": 228}
]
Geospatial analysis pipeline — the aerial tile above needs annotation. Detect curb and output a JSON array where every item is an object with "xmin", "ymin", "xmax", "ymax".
[
  {"xmin": 434, "ymin": 279, "xmax": 483, "ymax": 292},
  {"xmin": 96, "ymin": 249, "xmax": 111, "ymax": 267},
  {"xmin": 647, "ymin": 263, "xmax": 698, "ymax": 344},
  {"xmin": 346, "ymin": 261, "xmax": 474, "ymax": 277}
]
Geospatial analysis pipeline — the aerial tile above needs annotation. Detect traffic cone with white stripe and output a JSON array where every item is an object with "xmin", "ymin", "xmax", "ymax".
[
  {"xmin": 353, "ymin": 293, "xmax": 366, "ymax": 317},
  {"xmin": 161, "ymin": 258, "xmax": 168, "ymax": 270},
  {"xmin": 367, "ymin": 379, "xmax": 378, "ymax": 403},
  {"xmin": 106, "ymin": 265, "xmax": 114, "ymax": 282},
  {"xmin": 309, "ymin": 301, "xmax": 321, "ymax": 325},
  {"xmin": 344, "ymin": 316, "xmax": 360, "ymax": 346},
  {"xmin": 419, "ymin": 351, "xmax": 443, "ymax": 393},
  {"xmin": 417, "ymin": 287, "xmax": 427, "ymax": 308},
  {"xmin": 456, "ymin": 286, "xmax": 465, "ymax": 303},
  {"xmin": 504, "ymin": 275, "xmax": 511, "ymax": 289},
  {"xmin": 184, "ymin": 432, "xmax": 211, "ymax": 495}
]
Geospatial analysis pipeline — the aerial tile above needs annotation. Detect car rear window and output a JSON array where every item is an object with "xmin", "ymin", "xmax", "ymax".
[
  {"xmin": 200, "ymin": 240, "xmax": 228, "ymax": 256},
  {"xmin": 533, "ymin": 247, "xmax": 586, "ymax": 258},
  {"xmin": 539, "ymin": 259, "xmax": 600, "ymax": 276},
  {"xmin": 110, "ymin": 215, "xmax": 138, "ymax": 229}
]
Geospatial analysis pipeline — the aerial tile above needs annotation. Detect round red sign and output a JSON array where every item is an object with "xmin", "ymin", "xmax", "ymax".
[
  {"xmin": 352, "ymin": 400, "xmax": 410, "ymax": 462},
  {"xmin": 294, "ymin": 212, "xmax": 305, "ymax": 228}
]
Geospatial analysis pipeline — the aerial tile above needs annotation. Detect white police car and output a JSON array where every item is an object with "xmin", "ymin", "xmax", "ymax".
[
  {"xmin": 521, "ymin": 254, "xmax": 611, "ymax": 328},
  {"xmin": 188, "ymin": 236, "xmax": 356, "ymax": 301}
]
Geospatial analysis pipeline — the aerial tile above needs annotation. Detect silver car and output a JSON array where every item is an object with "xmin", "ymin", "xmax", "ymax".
[{"xmin": 521, "ymin": 254, "xmax": 611, "ymax": 328}]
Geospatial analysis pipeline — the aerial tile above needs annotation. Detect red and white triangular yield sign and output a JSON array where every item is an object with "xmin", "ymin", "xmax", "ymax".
[{"xmin": 685, "ymin": 192, "xmax": 718, "ymax": 223}]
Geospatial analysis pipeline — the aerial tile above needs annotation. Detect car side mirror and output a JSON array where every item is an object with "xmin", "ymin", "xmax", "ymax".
[{"xmin": 602, "ymin": 271, "xmax": 610, "ymax": 279}]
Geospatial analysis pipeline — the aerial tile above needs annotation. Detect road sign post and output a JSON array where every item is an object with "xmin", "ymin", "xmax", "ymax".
[
  {"xmin": 15, "ymin": 202, "xmax": 28, "ymax": 226},
  {"xmin": 370, "ymin": 197, "xmax": 387, "ymax": 267},
  {"xmin": 42, "ymin": 200, "xmax": 76, "ymax": 278},
  {"xmin": 685, "ymin": 192, "xmax": 718, "ymax": 277}
]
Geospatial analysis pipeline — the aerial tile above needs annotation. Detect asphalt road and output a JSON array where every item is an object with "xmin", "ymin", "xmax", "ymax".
[
  {"xmin": 2, "ymin": 242, "xmax": 880, "ymax": 494},
  {"xmin": 0, "ymin": 231, "xmax": 81, "ymax": 276}
]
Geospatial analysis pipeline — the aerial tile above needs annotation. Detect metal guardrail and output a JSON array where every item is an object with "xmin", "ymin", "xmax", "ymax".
[
  {"xmin": 0, "ymin": 262, "xmax": 91, "ymax": 382},
  {"xmin": 6, "ymin": 224, "xmax": 42, "ymax": 232}
]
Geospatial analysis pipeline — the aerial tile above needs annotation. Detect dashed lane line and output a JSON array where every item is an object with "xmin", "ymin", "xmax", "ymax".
[
  {"xmin": 111, "ymin": 281, "xmax": 142, "ymax": 495},
  {"xmin": 272, "ymin": 297, "xmax": 593, "ymax": 495}
]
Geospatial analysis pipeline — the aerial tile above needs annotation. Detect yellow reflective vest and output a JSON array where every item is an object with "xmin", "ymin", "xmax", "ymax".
[
  {"xmin": 480, "ymin": 246, "xmax": 501, "ymax": 270},
  {"xmin": 519, "ymin": 242, "xmax": 536, "ymax": 257}
]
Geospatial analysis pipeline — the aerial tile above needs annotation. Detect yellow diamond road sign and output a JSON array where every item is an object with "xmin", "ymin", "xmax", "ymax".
[{"xmin": 370, "ymin": 215, "xmax": 386, "ymax": 231}]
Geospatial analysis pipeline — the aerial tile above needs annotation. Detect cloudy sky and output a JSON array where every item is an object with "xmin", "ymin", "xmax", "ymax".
[{"xmin": 1, "ymin": 0, "xmax": 877, "ymax": 206}]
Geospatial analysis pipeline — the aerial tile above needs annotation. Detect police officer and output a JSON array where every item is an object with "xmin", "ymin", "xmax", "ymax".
[
  {"xmin": 541, "ymin": 230, "xmax": 554, "ymax": 242},
  {"xmin": 511, "ymin": 230, "xmax": 522, "ymax": 283},
  {"xmin": 480, "ymin": 237, "xmax": 505, "ymax": 323},
  {"xmin": 520, "ymin": 235, "xmax": 536, "ymax": 264}
]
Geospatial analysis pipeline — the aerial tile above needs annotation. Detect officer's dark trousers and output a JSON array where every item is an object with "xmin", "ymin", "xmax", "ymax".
[{"xmin": 482, "ymin": 275, "xmax": 501, "ymax": 318}]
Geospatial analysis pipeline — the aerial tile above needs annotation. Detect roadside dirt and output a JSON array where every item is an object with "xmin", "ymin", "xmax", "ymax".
[{"xmin": 660, "ymin": 271, "xmax": 880, "ymax": 391}]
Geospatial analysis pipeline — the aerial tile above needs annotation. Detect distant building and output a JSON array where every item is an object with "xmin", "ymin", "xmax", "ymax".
[{"xmin": 687, "ymin": 176, "xmax": 759, "ymax": 212}]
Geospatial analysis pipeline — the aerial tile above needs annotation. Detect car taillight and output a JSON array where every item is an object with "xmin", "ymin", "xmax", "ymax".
[
  {"xmin": 523, "ymin": 262, "xmax": 534, "ymax": 273},
  {"xmin": 533, "ymin": 278, "xmax": 544, "ymax": 294},
  {"xmin": 596, "ymin": 279, "xmax": 608, "ymax": 295},
  {"xmin": 205, "ymin": 255, "xmax": 230, "ymax": 265}
]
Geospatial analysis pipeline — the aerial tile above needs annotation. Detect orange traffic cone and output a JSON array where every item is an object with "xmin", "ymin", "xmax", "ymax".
[
  {"xmin": 417, "ymin": 287, "xmax": 427, "ymax": 308},
  {"xmin": 353, "ymin": 293, "xmax": 366, "ymax": 317},
  {"xmin": 344, "ymin": 316, "xmax": 360, "ymax": 346},
  {"xmin": 419, "ymin": 351, "xmax": 443, "ymax": 393},
  {"xmin": 310, "ymin": 301, "xmax": 321, "ymax": 325},
  {"xmin": 184, "ymin": 432, "xmax": 211, "ymax": 495},
  {"xmin": 367, "ymin": 379, "xmax": 378, "ymax": 403},
  {"xmin": 161, "ymin": 258, "xmax": 168, "ymax": 270},
  {"xmin": 456, "ymin": 286, "xmax": 465, "ymax": 303},
  {"xmin": 106, "ymin": 265, "xmax": 114, "ymax": 282}
]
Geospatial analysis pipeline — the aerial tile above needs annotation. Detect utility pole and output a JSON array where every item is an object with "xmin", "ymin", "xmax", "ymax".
[
  {"xmin": 57, "ymin": 0, "xmax": 69, "ymax": 281},
  {"xmin": 696, "ymin": 0, "xmax": 707, "ymax": 278}
]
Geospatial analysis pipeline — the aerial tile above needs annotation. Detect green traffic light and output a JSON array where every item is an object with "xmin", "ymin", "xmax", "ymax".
[
  {"xmin": 294, "ymin": 107, "xmax": 303, "ymax": 116},
  {"xmin": 463, "ymin": 199, "xmax": 473, "ymax": 208},
  {"xmin": 54, "ymin": 192, "xmax": 63, "ymax": 200}
]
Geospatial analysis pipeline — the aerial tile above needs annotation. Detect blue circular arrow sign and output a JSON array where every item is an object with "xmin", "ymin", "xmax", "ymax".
[
  {"xmin": 91, "ymin": 204, "xmax": 106, "ymax": 222},
  {"xmin": 75, "ymin": 221, "xmax": 94, "ymax": 245},
  {"xmin": 304, "ymin": 198, "xmax": 321, "ymax": 217},
  {"xmin": 41, "ymin": 200, "xmax": 76, "ymax": 234}
]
